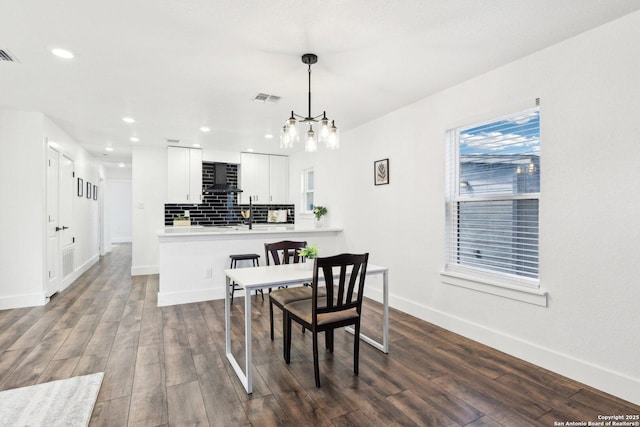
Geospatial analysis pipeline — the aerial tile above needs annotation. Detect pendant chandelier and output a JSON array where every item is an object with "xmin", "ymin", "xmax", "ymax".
[{"xmin": 280, "ymin": 53, "xmax": 339, "ymax": 152}]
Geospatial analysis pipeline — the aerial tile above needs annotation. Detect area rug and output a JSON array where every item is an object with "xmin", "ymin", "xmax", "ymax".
[{"xmin": 0, "ymin": 372, "xmax": 104, "ymax": 426}]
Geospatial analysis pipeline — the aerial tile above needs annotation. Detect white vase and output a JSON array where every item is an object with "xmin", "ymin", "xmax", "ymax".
[{"xmin": 314, "ymin": 216, "xmax": 325, "ymax": 228}]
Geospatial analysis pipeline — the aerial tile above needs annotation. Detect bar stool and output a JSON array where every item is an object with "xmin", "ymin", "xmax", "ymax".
[{"xmin": 229, "ymin": 253, "xmax": 263, "ymax": 304}]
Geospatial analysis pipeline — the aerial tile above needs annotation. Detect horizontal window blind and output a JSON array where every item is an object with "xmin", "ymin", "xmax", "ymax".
[{"xmin": 446, "ymin": 106, "xmax": 540, "ymax": 282}]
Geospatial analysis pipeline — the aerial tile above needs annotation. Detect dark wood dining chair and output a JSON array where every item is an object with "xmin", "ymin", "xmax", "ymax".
[
  {"xmin": 265, "ymin": 240, "xmax": 317, "ymax": 346},
  {"xmin": 282, "ymin": 252, "xmax": 369, "ymax": 387}
]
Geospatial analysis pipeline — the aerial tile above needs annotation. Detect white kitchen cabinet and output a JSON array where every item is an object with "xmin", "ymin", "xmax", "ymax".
[
  {"xmin": 240, "ymin": 153, "xmax": 288, "ymax": 204},
  {"xmin": 269, "ymin": 155, "xmax": 289, "ymax": 204},
  {"xmin": 167, "ymin": 146, "xmax": 202, "ymax": 204}
]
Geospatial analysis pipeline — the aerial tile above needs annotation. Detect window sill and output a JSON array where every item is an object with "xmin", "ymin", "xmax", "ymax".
[{"xmin": 440, "ymin": 268, "xmax": 548, "ymax": 307}]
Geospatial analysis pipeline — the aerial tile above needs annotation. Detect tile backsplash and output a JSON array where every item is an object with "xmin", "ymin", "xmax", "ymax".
[{"xmin": 164, "ymin": 162, "xmax": 295, "ymax": 226}]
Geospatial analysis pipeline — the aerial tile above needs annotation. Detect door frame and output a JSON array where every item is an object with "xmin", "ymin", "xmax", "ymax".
[{"xmin": 45, "ymin": 144, "xmax": 60, "ymax": 298}]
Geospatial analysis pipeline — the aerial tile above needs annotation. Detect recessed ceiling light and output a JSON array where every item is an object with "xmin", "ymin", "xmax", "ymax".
[
  {"xmin": 264, "ymin": 134, "xmax": 274, "ymax": 139},
  {"xmin": 118, "ymin": 163, "xmax": 125, "ymax": 168},
  {"xmin": 122, "ymin": 117, "xmax": 135, "ymax": 124},
  {"xmin": 192, "ymin": 143, "xmax": 201, "ymax": 148},
  {"xmin": 246, "ymin": 148, "xmax": 254, "ymax": 152},
  {"xmin": 200, "ymin": 126, "xmax": 210, "ymax": 133},
  {"xmin": 51, "ymin": 48, "xmax": 74, "ymax": 59},
  {"xmin": 130, "ymin": 137, "xmax": 139, "ymax": 142},
  {"xmin": 105, "ymin": 147, "xmax": 114, "ymax": 152}
]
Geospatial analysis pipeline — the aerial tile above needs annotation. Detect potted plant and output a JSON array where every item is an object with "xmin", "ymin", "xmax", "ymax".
[
  {"xmin": 312, "ymin": 205, "xmax": 327, "ymax": 228},
  {"xmin": 173, "ymin": 214, "xmax": 191, "ymax": 226},
  {"xmin": 297, "ymin": 243, "xmax": 319, "ymax": 260}
]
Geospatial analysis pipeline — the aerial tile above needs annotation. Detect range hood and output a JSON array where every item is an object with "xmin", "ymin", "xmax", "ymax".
[{"xmin": 205, "ymin": 163, "xmax": 243, "ymax": 194}]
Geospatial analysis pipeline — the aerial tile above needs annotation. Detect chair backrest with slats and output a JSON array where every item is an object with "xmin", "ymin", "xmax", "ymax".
[
  {"xmin": 264, "ymin": 240, "xmax": 308, "ymax": 266},
  {"xmin": 311, "ymin": 253, "xmax": 369, "ymax": 322}
]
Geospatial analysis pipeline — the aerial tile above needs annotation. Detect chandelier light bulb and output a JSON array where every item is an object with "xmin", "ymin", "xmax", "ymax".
[
  {"xmin": 286, "ymin": 112, "xmax": 299, "ymax": 142},
  {"xmin": 318, "ymin": 112, "xmax": 330, "ymax": 145},
  {"xmin": 305, "ymin": 125, "xmax": 317, "ymax": 152},
  {"xmin": 326, "ymin": 121, "xmax": 340, "ymax": 150},
  {"xmin": 280, "ymin": 126, "xmax": 293, "ymax": 149}
]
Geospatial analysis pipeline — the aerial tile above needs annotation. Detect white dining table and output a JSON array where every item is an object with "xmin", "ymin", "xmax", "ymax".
[{"xmin": 224, "ymin": 262, "xmax": 389, "ymax": 394}]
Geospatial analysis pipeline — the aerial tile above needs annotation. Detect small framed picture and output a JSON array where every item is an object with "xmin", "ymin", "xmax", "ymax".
[
  {"xmin": 77, "ymin": 177, "xmax": 84, "ymax": 197},
  {"xmin": 374, "ymin": 158, "xmax": 389, "ymax": 185},
  {"xmin": 86, "ymin": 182, "xmax": 92, "ymax": 199},
  {"xmin": 93, "ymin": 185, "xmax": 98, "ymax": 200}
]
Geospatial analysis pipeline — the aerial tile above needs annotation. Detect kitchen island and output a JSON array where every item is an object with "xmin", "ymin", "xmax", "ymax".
[{"xmin": 157, "ymin": 224, "xmax": 344, "ymax": 306}]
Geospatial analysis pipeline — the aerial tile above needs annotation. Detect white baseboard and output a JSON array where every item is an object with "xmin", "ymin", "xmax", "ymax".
[
  {"xmin": 112, "ymin": 237, "xmax": 132, "ymax": 243},
  {"xmin": 157, "ymin": 287, "xmax": 224, "ymax": 307},
  {"xmin": 0, "ymin": 292, "xmax": 47, "ymax": 310},
  {"xmin": 131, "ymin": 265, "xmax": 158, "ymax": 276},
  {"xmin": 61, "ymin": 254, "xmax": 99, "ymax": 292},
  {"xmin": 365, "ymin": 287, "xmax": 640, "ymax": 406}
]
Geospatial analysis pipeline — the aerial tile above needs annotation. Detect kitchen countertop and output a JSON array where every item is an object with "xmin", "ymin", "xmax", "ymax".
[{"xmin": 158, "ymin": 224, "xmax": 342, "ymax": 237}]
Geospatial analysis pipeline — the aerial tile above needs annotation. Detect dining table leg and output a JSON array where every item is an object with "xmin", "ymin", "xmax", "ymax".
[
  {"xmin": 225, "ymin": 275, "xmax": 253, "ymax": 393},
  {"xmin": 244, "ymin": 285, "xmax": 253, "ymax": 392},
  {"xmin": 345, "ymin": 268, "xmax": 389, "ymax": 353}
]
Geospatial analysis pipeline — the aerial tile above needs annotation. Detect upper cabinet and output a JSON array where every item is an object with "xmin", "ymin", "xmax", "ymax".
[
  {"xmin": 167, "ymin": 146, "xmax": 202, "ymax": 204},
  {"xmin": 240, "ymin": 153, "xmax": 288, "ymax": 205},
  {"xmin": 268, "ymin": 155, "xmax": 289, "ymax": 204}
]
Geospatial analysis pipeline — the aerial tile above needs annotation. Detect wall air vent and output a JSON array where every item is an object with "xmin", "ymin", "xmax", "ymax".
[
  {"xmin": 0, "ymin": 49, "xmax": 18, "ymax": 62},
  {"xmin": 253, "ymin": 93, "xmax": 280, "ymax": 103},
  {"xmin": 166, "ymin": 139, "xmax": 181, "ymax": 145}
]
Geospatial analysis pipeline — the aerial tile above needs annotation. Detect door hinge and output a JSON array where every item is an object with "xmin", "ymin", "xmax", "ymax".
[
  {"xmin": 48, "ymin": 270, "xmax": 52, "ymax": 278},
  {"xmin": 72, "ymin": 237, "xmax": 75, "ymax": 243},
  {"xmin": 73, "ymin": 171, "xmax": 75, "ymax": 177}
]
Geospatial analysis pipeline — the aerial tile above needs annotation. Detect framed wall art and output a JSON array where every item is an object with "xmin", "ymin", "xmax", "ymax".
[
  {"xmin": 374, "ymin": 158, "xmax": 389, "ymax": 185},
  {"xmin": 86, "ymin": 181, "xmax": 92, "ymax": 199},
  {"xmin": 77, "ymin": 177, "xmax": 84, "ymax": 197}
]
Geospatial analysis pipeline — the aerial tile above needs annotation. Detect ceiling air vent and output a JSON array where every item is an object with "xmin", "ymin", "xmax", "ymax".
[
  {"xmin": 253, "ymin": 93, "xmax": 280, "ymax": 103},
  {"xmin": 166, "ymin": 138, "xmax": 181, "ymax": 145},
  {"xmin": 0, "ymin": 49, "xmax": 18, "ymax": 62}
]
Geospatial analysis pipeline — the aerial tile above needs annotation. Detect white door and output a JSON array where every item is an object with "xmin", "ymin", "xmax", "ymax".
[{"xmin": 46, "ymin": 147, "xmax": 60, "ymax": 297}]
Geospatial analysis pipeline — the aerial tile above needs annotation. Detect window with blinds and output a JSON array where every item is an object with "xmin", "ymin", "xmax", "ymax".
[
  {"xmin": 302, "ymin": 168, "xmax": 314, "ymax": 212},
  {"xmin": 445, "ymin": 106, "xmax": 540, "ymax": 285}
]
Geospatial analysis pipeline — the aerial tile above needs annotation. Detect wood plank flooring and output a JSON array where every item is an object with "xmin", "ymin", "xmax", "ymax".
[{"xmin": 0, "ymin": 244, "xmax": 638, "ymax": 426}]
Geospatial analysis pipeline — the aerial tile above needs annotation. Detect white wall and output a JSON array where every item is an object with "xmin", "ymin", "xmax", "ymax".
[
  {"xmin": 0, "ymin": 111, "xmax": 46, "ymax": 308},
  {"xmin": 132, "ymin": 146, "xmax": 166, "ymax": 275},
  {"xmin": 0, "ymin": 110, "xmax": 101, "ymax": 309},
  {"xmin": 289, "ymin": 11, "xmax": 640, "ymax": 405}
]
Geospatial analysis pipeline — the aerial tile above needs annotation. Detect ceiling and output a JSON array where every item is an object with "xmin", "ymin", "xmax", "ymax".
[{"xmin": 2, "ymin": 1, "xmax": 639, "ymax": 164}]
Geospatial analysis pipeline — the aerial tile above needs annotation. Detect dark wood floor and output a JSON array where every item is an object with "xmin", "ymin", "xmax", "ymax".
[{"xmin": 0, "ymin": 244, "xmax": 638, "ymax": 426}]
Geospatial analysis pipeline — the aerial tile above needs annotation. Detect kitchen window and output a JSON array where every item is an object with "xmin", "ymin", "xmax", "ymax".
[
  {"xmin": 443, "ymin": 104, "xmax": 543, "ymax": 301},
  {"xmin": 301, "ymin": 168, "xmax": 314, "ymax": 213}
]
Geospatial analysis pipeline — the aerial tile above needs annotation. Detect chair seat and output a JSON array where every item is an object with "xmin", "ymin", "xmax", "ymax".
[
  {"xmin": 285, "ymin": 298, "xmax": 359, "ymax": 327},
  {"xmin": 270, "ymin": 286, "xmax": 326, "ymax": 307},
  {"xmin": 230, "ymin": 253, "xmax": 260, "ymax": 261}
]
